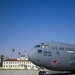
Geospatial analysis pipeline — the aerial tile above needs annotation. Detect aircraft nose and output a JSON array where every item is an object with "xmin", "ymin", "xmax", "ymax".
[
  {"xmin": 28, "ymin": 49, "xmax": 38, "ymax": 65},
  {"xmin": 28, "ymin": 49, "xmax": 44, "ymax": 67},
  {"xmin": 28, "ymin": 51, "xmax": 32, "ymax": 60},
  {"xmin": 28, "ymin": 50, "xmax": 34, "ymax": 62}
]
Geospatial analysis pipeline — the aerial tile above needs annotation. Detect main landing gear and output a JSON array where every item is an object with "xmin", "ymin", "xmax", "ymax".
[{"xmin": 38, "ymin": 67, "xmax": 46, "ymax": 75}]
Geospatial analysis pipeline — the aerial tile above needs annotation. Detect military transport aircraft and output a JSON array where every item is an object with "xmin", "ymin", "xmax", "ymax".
[{"xmin": 28, "ymin": 41, "xmax": 75, "ymax": 75}]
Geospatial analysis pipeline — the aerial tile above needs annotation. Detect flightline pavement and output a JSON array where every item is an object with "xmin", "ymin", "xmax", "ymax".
[{"xmin": 0, "ymin": 70, "xmax": 75, "ymax": 75}]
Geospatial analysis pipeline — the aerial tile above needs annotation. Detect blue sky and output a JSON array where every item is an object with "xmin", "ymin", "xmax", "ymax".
[{"xmin": 0, "ymin": 0, "xmax": 75, "ymax": 59}]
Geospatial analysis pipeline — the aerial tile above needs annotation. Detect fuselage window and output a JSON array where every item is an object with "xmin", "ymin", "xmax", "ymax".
[{"xmin": 38, "ymin": 50, "xmax": 42, "ymax": 54}]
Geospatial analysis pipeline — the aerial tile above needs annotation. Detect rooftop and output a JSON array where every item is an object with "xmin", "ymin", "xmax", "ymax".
[{"xmin": 4, "ymin": 58, "xmax": 30, "ymax": 61}]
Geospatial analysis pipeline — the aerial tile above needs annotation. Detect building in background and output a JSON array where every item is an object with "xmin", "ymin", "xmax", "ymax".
[{"xmin": 3, "ymin": 55, "xmax": 38, "ymax": 70}]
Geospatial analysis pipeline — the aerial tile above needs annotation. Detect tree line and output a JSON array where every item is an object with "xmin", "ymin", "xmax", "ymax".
[{"xmin": 0, "ymin": 49, "xmax": 22, "ymax": 67}]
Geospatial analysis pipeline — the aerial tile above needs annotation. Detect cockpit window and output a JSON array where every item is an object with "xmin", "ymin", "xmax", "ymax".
[
  {"xmin": 35, "ymin": 44, "xmax": 49, "ymax": 49},
  {"xmin": 45, "ymin": 45, "xmax": 49, "ymax": 49},
  {"xmin": 41, "ymin": 44, "xmax": 49, "ymax": 49},
  {"xmin": 35, "ymin": 45, "xmax": 41, "ymax": 48},
  {"xmin": 41, "ymin": 45, "xmax": 45, "ymax": 48}
]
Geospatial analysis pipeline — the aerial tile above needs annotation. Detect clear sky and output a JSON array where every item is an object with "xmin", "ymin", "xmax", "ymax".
[{"xmin": 0, "ymin": 0, "xmax": 75, "ymax": 59}]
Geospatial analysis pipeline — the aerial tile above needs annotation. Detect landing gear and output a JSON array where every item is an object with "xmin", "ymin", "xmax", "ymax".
[
  {"xmin": 38, "ymin": 67, "xmax": 46, "ymax": 75},
  {"xmin": 39, "ymin": 71, "xmax": 46, "ymax": 75}
]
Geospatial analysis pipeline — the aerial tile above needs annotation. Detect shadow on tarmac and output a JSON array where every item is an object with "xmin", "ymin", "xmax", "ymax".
[{"xmin": 46, "ymin": 72, "xmax": 75, "ymax": 75}]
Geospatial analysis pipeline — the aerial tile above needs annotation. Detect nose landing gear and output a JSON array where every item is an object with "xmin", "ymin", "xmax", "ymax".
[
  {"xmin": 38, "ymin": 67, "xmax": 46, "ymax": 75},
  {"xmin": 39, "ymin": 71, "xmax": 46, "ymax": 75}
]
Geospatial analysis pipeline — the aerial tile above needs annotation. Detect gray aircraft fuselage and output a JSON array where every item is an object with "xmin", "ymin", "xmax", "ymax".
[{"xmin": 28, "ymin": 41, "xmax": 75, "ymax": 71}]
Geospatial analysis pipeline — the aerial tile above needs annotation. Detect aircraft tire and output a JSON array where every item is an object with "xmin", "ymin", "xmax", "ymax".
[
  {"xmin": 39, "ymin": 71, "xmax": 46, "ymax": 75},
  {"xmin": 39, "ymin": 71, "xmax": 42, "ymax": 75},
  {"xmin": 43, "ymin": 71, "xmax": 46, "ymax": 75}
]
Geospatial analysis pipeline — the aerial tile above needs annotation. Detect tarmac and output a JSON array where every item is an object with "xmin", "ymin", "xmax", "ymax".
[{"xmin": 0, "ymin": 70, "xmax": 75, "ymax": 75}]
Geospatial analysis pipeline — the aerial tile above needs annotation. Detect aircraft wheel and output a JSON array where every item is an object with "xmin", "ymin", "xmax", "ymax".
[
  {"xmin": 39, "ymin": 71, "xmax": 46, "ymax": 75},
  {"xmin": 43, "ymin": 71, "xmax": 46, "ymax": 75},
  {"xmin": 39, "ymin": 71, "xmax": 42, "ymax": 75}
]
